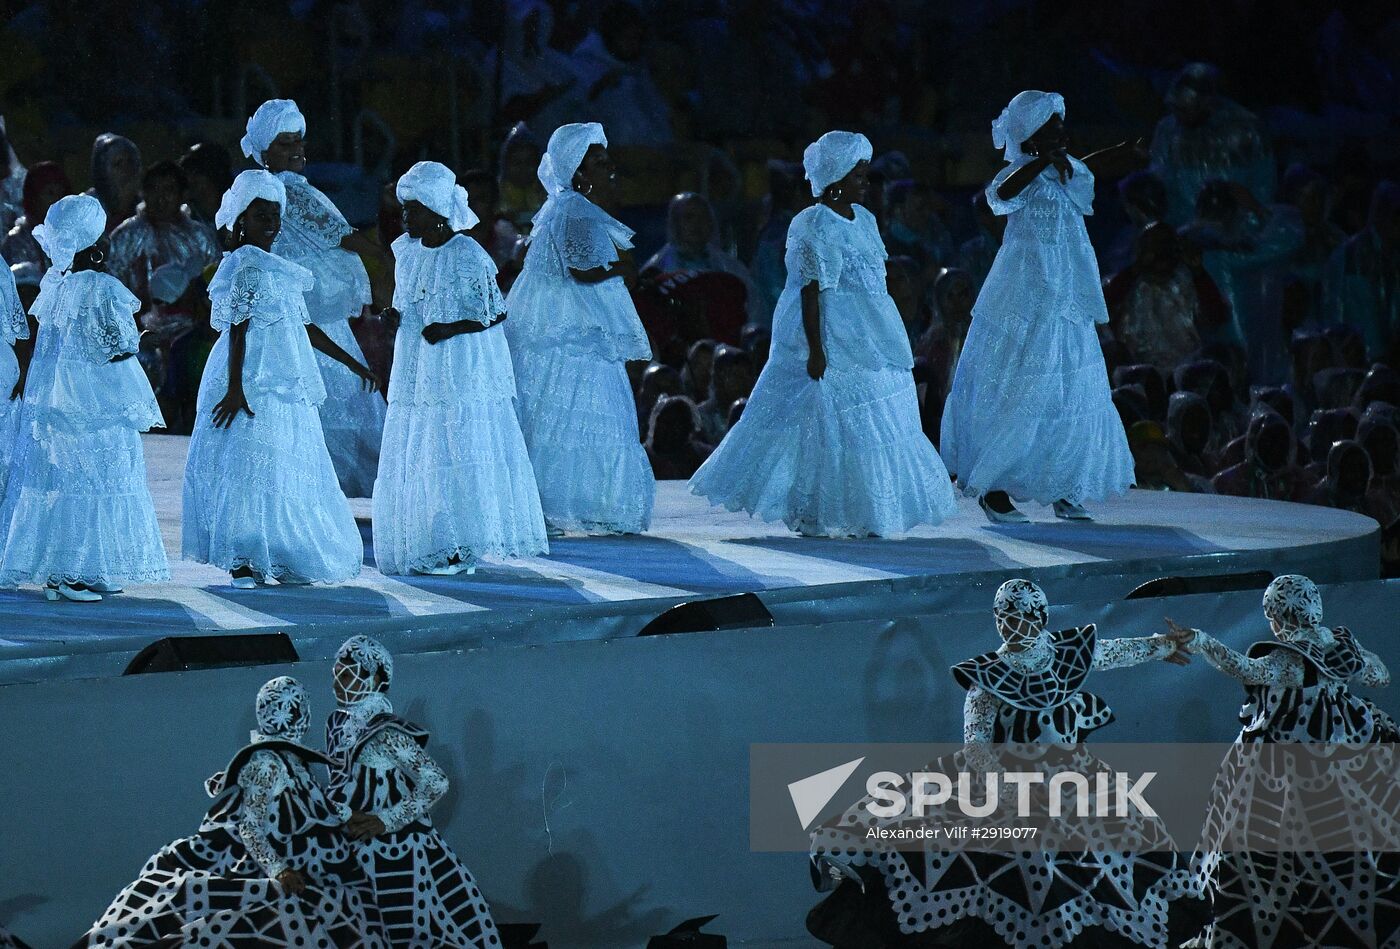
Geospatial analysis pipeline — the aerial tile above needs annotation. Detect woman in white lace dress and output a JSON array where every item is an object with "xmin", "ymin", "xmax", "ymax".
[
  {"xmin": 0, "ymin": 257, "xmax": 28, "ymax": 499},
  {"xmin": 809, "ymin": 579, "xmax": 1196, "ymax": 948},
  {"xmin": 941, "ymin": 91, "xmax": 1138, "ymax": 524},
  {"xmin": 690, "ymin": 131, "xmax": 957, "ymax": 537},
  {"xmin": 0, "ymin": 194, "xmax": 168, "ymax": 602},
  {"xmin": 504, "ymin": 121, "xmax": 654, "ymax": 535},
  {"xmin": 182, "ymin": 170, "xmax": 365, "ymax": 588},
  {"xmin": 326, "ymin": 636, "xmax": 502, "ymax": 947},
  {"xmin": 241, "ymin": 99, "xmax": 385, "ymax": 497},
  {"xmin": 75, "ymin": 677, "xmax": 390, "ymax": 947},
  {"xmin": 1166, "ymin": 575, "xmax": 1400, "ymax": 949},
  {"xmin": 373, "ymin": 161, "xmax": 546, "ymax": 576}
]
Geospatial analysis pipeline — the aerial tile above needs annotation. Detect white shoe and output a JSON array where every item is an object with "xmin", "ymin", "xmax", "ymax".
[
  {"xmin": 45, "ymin": 583, "xmax": 102, "ymax": 602},
  {"xmin": 276, "ymin": 572, "xmax": 312, "ymax": 586},
  {"xmin": 1053, "ymin": 499, "xmax": 1093, "ymax": 521},
  {"xmin": 230, "ymin": 574, "xmax": 258, "ymax": 590},
  {"xmin": 417, "ymin": 560, "xmax": 477, "ymax": 577},
  {"xmin": 86, "ymin": 581, "xmax": 124, "ymax": 594},
  {"xmin": 545, "ymin": 524, "xmax": 566, "ymax": 539},
  {"xmin": 979, "ymin": 494, "xmax": 1029, "ymax": 524}
]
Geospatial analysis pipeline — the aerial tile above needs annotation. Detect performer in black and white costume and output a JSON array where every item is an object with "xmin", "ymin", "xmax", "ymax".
[
  {"xmin": 75, "ymin": 676, "xmax": 388, "ymax": 947},
  {"xmin": 326, "ymin": 635, "xmax": 502, "ymax": 948},
  {"xmin": 1167, "ymin": 574, "xmax": 1400, "ymax": 949},
  {"xmin": 808, "ymin": 579, "xmax": 1195, "ymax": 948}
]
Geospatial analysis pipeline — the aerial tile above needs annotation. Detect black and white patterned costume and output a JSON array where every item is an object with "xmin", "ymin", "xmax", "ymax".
[
  {"xmin": 327, "ymin": 636, "xmax": 501, "ymax": 948},
  {"xmin": 1182, "ymin": 575, "xmax": 1400, "ymax": 949},
  {"xmin": 74, "ymin": 677, "xmax": 388, "ymax": 948},
  {"xmin": 809, "ymin": 579, "xmax": 1193, "ymax": 948}
]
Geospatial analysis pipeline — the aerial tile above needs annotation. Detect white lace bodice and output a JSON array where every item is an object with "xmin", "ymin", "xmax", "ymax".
[
  {"xmin": 208, "ymin": 245, "xmax": 316, "ymax": 332},
  {"xmin": 526, "ymin": 190, "xmax": 634, "ymax": 278},
  {"xmin": 769, "ymin": 203, "xmax": 912, "ymax": 373},
  {"xmin": 391, "ymin": 233, "xmax": 505, "ymax": 328},
  {"xmin": 977, "ymin": 158, "xmax": 1108, "ymax": 329}
]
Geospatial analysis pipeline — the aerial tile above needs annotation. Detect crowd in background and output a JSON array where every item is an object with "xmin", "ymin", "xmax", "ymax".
[{"xmin": 0, "ymin": 0, "xmax": 1398, "ymax": 567}]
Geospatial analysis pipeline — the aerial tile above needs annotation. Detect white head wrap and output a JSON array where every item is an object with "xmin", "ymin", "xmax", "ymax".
[
  {"xmin": 396, "ymin": 161, "xmax": 479, "ymax": 231},
  {"xmin": 1263, "ymin": 575, "xmax": 1325, "ymax": 636},
  {"xmin": 33, "ymin": 194, "xmax": 106, "ymax": 274},
  {"xmin": 991, "ymin": 90, "xmax": 1066, "ymax": 165},
  {"xmin": 215, "ymin": 169, "xmax": 286, "ymax": 232},
  {"xmin": 993, "ymin": 578, "xmax": 1050, "ymax": 647},
  {"xmin": 241, "ymin": 99, "xmax": 306, "ymax": 166},
  {"xmin": 537, "ymin": 122, "xmax": 607, "ymax": 195},
  {"xmin": 254, "ymin": 676, "xmax": 310, "ymax": 743},
  {"xmin": 802, "ymin": 130, "xmax": 872, "ymax": 198}
]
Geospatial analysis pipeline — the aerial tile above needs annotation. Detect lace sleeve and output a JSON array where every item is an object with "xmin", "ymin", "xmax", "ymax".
[
  {"xmin": 1192, "ymin": 630, "xmax": 1305, "ymax": 687},
  {"xmin": 1, "ymin": 282, "xmax": 26, "ymax": 345},
  {"xmin": 282, "ymin": 177, "xmax": 352, "ymax": 248},
  {"xmin": 210, "ymin": 265, "xmax": 264, "ymax": 333},
  {"xmin": 83, "ymin": 300, "xmax": 141, "ymax": 364},
  {"xmin": 1093, "ymin": 635, "xmax": 1176, "ymax": 670},
  {"xmin": 1357, "ymin": 646, "xmax": 1392, "ymax": 688},
  {"xmin": 436, "ymin": 250, "xmax": 506, "ymax": 326},
  {"xmin": 962, "ymin": 686, "xmax": 1001, "ymax": 776},
  {"xmin": 236, "ymin": 752, "xmax": 292, "ymax": 879},
  {"xmin": 786, "ymin": 220, "xmax": 842, "ymax": 291},
  {"xmin": 373, "ymin": 728, "xmax": 448, "ymax": 833},
  {"xmin": 985, "ymin": 164, "xmax": 1033, "ymax": 217},
  {"xmin": 561, "ymin": 212, "xmax": 621, "ymax": 271}
]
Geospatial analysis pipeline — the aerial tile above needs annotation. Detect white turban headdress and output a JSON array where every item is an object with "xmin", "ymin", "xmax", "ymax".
[
  {"xmin": 241, "ymin": 99, "xmax": 306, "ymax": 166},
  {"xmin": 396, "ymin": 161, "xmax": 478, "ymax": 231},
  {"xmin": 33, "ymin": 194, "xmax": 106, "ymax": 274},
  {"xmin": 991, "ymin": 90, "xmax": 1065, "ymax": 165},
  {"xmin": 215, "ymin": 169, "xmax": 286, "ymax": 231},
  {"xmin": 802, "ymin": 130, "xmax": 872, "ymax": 198},
  {"xmin": 537, "ymin": 122, "xmax": 607, "ymax": 195}
]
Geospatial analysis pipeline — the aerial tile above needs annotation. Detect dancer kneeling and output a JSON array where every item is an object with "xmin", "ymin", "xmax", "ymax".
[
  {"xmin": 504, "ymin": 122, "xmax": 654, "ymax": 536},
  {"xmin": 74, "ymin": 677, "xmax": 388, "ymax": 947},
  {"xmin": 689, "ymin": 131, "xmax": 957, "ymax": 538},
  {"xmin": 1166, "ymin": 575, "xmax": 1400, "ymax": 949},
  {"xmin": 941, "ymin": 91, "xmax": 1138, "ymax": 524},
  {"xmin": 372, "ymin": 161, "xmax": 547, "ymax": 576},
  {"xmin": 809, "ymin": 579, "xmax": 1195, "ymax": 947},
  {"xmin": 327, "ymin": 636, "xmax": 502, "ymax": 947},
  {"xmin": 182, "ymin": 170, "xmax": 364, "ymax": 588},
  {"xmin": 0, "ymin": 194, "xmax": 168, "ymax": 602}
]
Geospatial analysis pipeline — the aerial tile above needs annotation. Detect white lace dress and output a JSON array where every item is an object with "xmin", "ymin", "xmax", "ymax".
[
  {"xmin": 76, "ymin": 741, "xmax": 389, "ymax": 947},
  {"xmin": 372, "ymin": 234, "xmax": 547, "ymax": 574},
  {"xmin": 689, "ymin": 203, "xmax": 958, "ymax": 537},
  {"xmin": 504, "ymin": 189, "xmax": 654, "ymax": 534},
  {"xmin": 274, "ymin": 171, "xmax": 385, "ymax": 498},
  {"xmin": 940, "ymin": 159, "xmax": 1134, "ymax": 504},
  {"xmin": 326, "ymin": 713, "xmax": 502, "ymax": 947},
  {"xmin": 0, "ymin": 261, "xmax": 28, "ymax": 498},
  {"xmin": 182, "ymin": 246, "xmax": 362, "ymax": 583},
  {"xmin": 0, "ymin": 270, "xmax": 169, "ymax": 588}
]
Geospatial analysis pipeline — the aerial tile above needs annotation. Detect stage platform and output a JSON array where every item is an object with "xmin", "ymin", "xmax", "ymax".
[{"xmin": 0, "ymin": 434, "xmax": 1381, "ymax": 684}]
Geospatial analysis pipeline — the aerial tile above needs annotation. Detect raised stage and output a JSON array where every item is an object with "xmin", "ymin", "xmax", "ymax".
[{"xmin": 0, "ymin": 433, "xmax": 1381, "ymax": 685}]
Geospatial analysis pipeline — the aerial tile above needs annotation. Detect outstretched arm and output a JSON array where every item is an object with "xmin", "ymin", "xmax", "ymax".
[
  {"xmin": 1165, "ymin": 618, "xmax": 1303, "ymax": 687},
  {"xmin": 996, "ymin": 154, "xmax": 1056, "ymax": 201},
  {"xmin": 306, "ymin": 323, "xmax": 380, "ymax": 393},
  {"xmin": 1093, "ymin": 635, "xmax": 1187, "ymax": 670}
]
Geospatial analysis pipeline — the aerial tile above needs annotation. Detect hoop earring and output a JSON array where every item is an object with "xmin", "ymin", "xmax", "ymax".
[{"xmin": 89, "ymin": 248, "xmax": 105, "ymax": 265}]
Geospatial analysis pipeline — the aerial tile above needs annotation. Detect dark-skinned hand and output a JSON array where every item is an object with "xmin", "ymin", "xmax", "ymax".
[
  {"xmin": 379, "ymin": 306, "xmax": 402, "ymax": 329},
  {"xmin": 276, "ymin": 867, "xmax": 307, "ymax": 896},
  {"xmin": 352, "ymin": 363, "xmax": 381, "ymax": 393},
  {"xmin": 807, "ymin": 348, "xmax": 827, "ymax": 381},
  {"xmin": 212, "ymin": 387, "xmax": 254, "ymax": 428},
  {"xmin": 345, "ymin": 811, "xmax": 387, "ymax": 842},
  {"xmin": 422, "ymin": 322, "xmax": 455, "ymax": 345},
  {"xmin": 1048, "ymin": 149, "xmax": 1073, "ymax": 183},
  {"xmin": 8, "ymin": 374, "xmax": 21, "ymax": 401}
]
